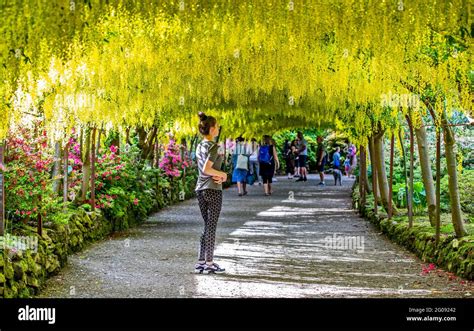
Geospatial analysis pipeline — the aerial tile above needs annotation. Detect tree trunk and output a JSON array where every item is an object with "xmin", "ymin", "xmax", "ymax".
[
  {"xmin": 406, "ymin": 115, "xmax": 414, "ymax": 227},
  {"xmin": 435, "ymin": 128, "xmax": 441, "ymax": 244},
  {"xmin": 125, "ymin": 127, "xmax": 131, "ymax": 145},
  {"xmin": 137, "ymin": 126, "xmax": 158, "ymax": 161},
  {"xmin": 96, "ymin": 126, "xmax": 102, "ymax": 155},
  {"xmin": 153, "ymin": 141, "xmax": 159, "ymax": 168},
  {"xmin": 441, "ymin": 111, "xmax": 467, "ymax": 237},
  {"xmin": 52, "ymin": 141, "xmax": 62, "ymax": 195},
  {"xmin": 359, "ymin": 145, "xmax": 367, "ymax": 210},
  {"xmin": 414, "ymin": 123, "xmax": 436, "ymax": 226},
  {"xmin": 373, "ymin": 130, "xmax": 391, "ymax": 214},
  {"xmin": 398, "ymin": 127, "xmax": 409, "ymax": 220},
  {"xmin": 370, "ymin": 136, "xmax": 378, "ymax": 215},
  {"xmin": 368, "ymin": 136, "xmax": 380, "ymax": 201},
  {"xmin": 79, "ymin": 126, "xmax": 83, "ymax": 157},
  {"xmin": 63, "ymin": 142, "xmax": 69, "ymax": 205},
  {"xmin": 81, "ymin": 127, "xmax": 91, "ymax": 201},
  {"xmin": 364, "ymin": 169, "xmax": 371, "ymax": 194},
  {"xmin": 143, "ymin": 127, "xmax": 158, "ymax": 161},
  {"xmin": 388, "ymin": 133, "xmax": 395, "ymax": 219},
  {"xmin": 91, "ymin": 127, "xmax": 97, "ymax": 211}
]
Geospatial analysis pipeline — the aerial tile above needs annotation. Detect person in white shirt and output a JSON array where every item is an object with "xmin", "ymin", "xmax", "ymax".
[{"xmin": 248, "ymin": 138, "xmax": 262, "ymax": 185}]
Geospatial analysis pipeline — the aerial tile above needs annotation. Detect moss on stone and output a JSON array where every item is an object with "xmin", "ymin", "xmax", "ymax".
[
  {"xmin": 4, "ymin": 261, "xmax": 14, "ymax": 280},
  {"xmin": 13, "ymin": 260, "xmax": 28, "ymax": 278}
]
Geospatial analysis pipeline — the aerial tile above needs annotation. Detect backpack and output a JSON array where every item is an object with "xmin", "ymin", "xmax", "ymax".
[
  {"xmin": 259, "ymin": 145, "xmax": 272, "ymax": 164},
  {"xmin": 333, "ymin": 153, "xmax": 340, "ymax": 167}
]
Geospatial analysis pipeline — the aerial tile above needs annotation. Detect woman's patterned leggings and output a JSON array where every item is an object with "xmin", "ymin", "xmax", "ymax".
[{"xmin": 196, "ymin": 189, "xmax": 223, "ymax": 262}]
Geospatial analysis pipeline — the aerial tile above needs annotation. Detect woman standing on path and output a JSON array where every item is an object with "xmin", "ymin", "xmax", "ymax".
[
  {"xmin": 194, "ymin": 112, "xmax": 227, "ymax": 274},
  {"xmin": 259, "ymin": 135, "xmax": 280, "ymax": 196}
]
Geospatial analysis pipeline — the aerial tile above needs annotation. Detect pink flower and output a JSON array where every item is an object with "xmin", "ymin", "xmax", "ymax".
[
  {"xmin": 133, "ymin": 198, "xmax": 139, "ymax": 206},
  {"xmin": 110, "ymin": 145, "xmax": 118, "ymax": 153},
  {"xmin": 421, "ymin": 263, "xmax": 437, "ymax": 275}
]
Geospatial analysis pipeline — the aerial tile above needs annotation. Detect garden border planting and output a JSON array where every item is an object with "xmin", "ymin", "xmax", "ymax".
[{"xmin": 353, "ymin": 186, "xmax": 473, "ymax": 280}]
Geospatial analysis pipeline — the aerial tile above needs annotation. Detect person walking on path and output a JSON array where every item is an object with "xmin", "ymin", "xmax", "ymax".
[
  {"xmin": 316, "ymin": 136, "xmax": 326, "ymax": 186},
  {"xmin": 249, "ymin": 138, "xmax": 262, "ymax": 185},
  {"xmin": 259, "ymin": 135, "xmax": 280, "ymax": 196},
  {"xmin": 292, "ymin": 139, "xmax": 300, "ymax": 178},
  {"xmin": 295, "ymin": 132, "xmax": 308, "ymax": 182},
  {"xmin": 344, "ymin": 156, "xmax": 351, "ymax": 177},
  {"xmin": 194, "ymin": 112, "xmax": 227, "ymax": 274},
  {"xmin": 283, "ymin": 139, "xmax": 295, "ymax": 179},
  {"xmin": 333, "ymin": 146, "xmax": 341, "ymax": 170},
  {"xmin": 332, "ymin": 146, "xmax": 342, "ymax": 185},
  {"xmin": 349, "ymin": 143, "xmax": 357, "ymax": 179},
  {"xmin": 232, "ymin": 137, "xmax": 250, "ymax": 196}
]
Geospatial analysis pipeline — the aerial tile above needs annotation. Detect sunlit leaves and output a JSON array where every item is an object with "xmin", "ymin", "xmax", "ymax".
[{"xmin": 0, "ymin": 0, "xmax": 471, "ymax": 142}]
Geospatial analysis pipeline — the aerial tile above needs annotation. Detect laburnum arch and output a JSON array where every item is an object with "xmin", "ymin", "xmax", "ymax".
[{"xmin": 0, "ymin": 0, "xmax": 472, "ymax": 237}]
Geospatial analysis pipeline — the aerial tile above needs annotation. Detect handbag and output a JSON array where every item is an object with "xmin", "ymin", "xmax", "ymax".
[
  {"xmin": 236, "ymin": 154, "xmax": 249, "ymax": 170},
  {"xmin": 235, "ymin": 143, "xmax": 249, "ymax": 170},
  {"xmin": 246, "ymin": 172, "xmax": 255, "ymax": 185}
]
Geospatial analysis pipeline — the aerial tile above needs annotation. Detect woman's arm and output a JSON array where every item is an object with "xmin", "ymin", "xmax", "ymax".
[
  {"xmin": 203, "ymin": 159, "xmax": 227, "ymax": 182},
  {"xmin": 273, "ymin": 145, "xmax": 280, "ymax": 169}
]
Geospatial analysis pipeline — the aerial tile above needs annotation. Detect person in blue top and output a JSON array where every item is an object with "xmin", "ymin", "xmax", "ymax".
[
  {"xmin": 259, "ymin": 135, "xmax": 280, "ymax": 196},
  {"xmin": 333, "ymin": 147, "xmax": 341, "ymax": 169},
  {"xmin": 344, "ymin": 156, "xmax": 351, "ymax": 177}
]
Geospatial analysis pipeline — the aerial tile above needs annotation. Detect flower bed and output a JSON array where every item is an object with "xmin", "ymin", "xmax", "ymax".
[{"xmin": 0, "ymin": 171, "xmax": 198, "ymax": 298}]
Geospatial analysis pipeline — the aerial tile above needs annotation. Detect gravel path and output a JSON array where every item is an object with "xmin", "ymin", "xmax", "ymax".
[{"xmin": 38, "ymin": 175, "xmax": 473, "ymax": 298}]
